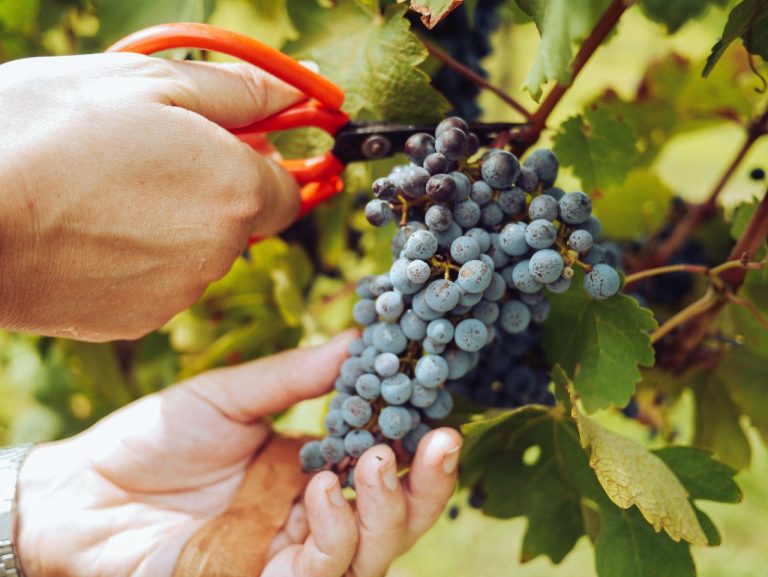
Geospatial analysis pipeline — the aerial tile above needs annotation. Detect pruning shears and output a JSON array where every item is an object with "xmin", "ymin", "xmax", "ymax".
[{"xmin": 108, "ymin": 23, "xmax": 523, "ymax": 232}]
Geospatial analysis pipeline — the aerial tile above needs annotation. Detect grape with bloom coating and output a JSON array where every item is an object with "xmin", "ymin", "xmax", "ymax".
[
  {"xmin": 423, "ymin": 389, "xmax": 454, "ymax": 420},
  {"xmin": 528, "ymin": 194, "xmax": 559, "ymax": 222},
  {"xmin": 523, "ymin": 149, "xmax": 559, "ymax": 187},
  {"xmin": 300, "ymin": 441, "xmax": 325, "ymax": 472},
  {"xmin": 404, "ymin": 424, "xmax": 432, "ymax": 454},
  {"xmin": 512, "ymin": 260, "xmax": 543, "ymax": 294},
  {"xmin": 375, "ymin": 291, "xmax": 404, "ymax": 321},
  {"xmin": 568, "ymin": 229, "xmax": 594, "ymax": 253},
  {"xmin": 404, "ymin": 132, "xmax": 435, "ymax": 165},
  {"xmin": 344, "ymin": 429, "xmax": 375, "ymax": 458},
  {"xmin": 400, "ymin": 309, "xmax": 428, "ymax": 340},
  {"xmin": 451, "ymin": 235, "xmax": 481, "ymax": 264},
  {"xmin": 528, "ymin": 249, "xmax": 564, "ymax": 284},
  {"xmin": 584, "ymin": 263, "xmax": 621, "ymax": 299},
  {"xmin": 379, "ymin": 406, "xmax": 413, "ymax": 439},
  {"xmin": 524, "ymin": 219, "xmax": 558, "ymax": 250},
  {"xmin": 381, "ymin": 373, "xmax": 413, "ymax": 405},
  {"xmin": 426, "ymin": 279, "xmax": 462, "ymax": 312},
  {"xmin": 500, "ymin": 300, "xmax": 531, "ymax": 333},
  {"xmin": 481, "ymin": 149, "xmax": 521, "ymax": 188},
  {"xmin": 365, "ymin": 199, "xmax": 393, "ymax": 226},
  {"xmin": 457, "ymin": 259, "xmax": 493, "ymax": 294},
  {"xmin": 404, "ymin": 229, "xmax": 438, "ymax": 260},
  {"xmin": 372, "ymin": 322, "xmax": 408, "ymax": 354},
  {"xmin": 355, "ymin": 373, "xmax": 381, "ymax": 401},
  {"xmin": 425, "ymin": 203, "xmax": 453, "ymax": 231},
  {"xmin": 559, "ymin": 191, "xmax": 592, "ymax": 224},
  {"xmin": 415, "ymin": 354, "xmax": 450, "ymax": 387},
  {"xmin": 374, "ymin": 352, "xmax": 400, "ymax": 377},
  {"xmin": 499, "ymin": 222, "xmax": 528, "ymax": 256},
  {"xmin": 342, "ymin": 395, "xmax": 373, "ymax": 427},
  {"xmin": 454, "ymin": 318, "xmax": 488, "ymax": 352},
  {"xmin": 427, "ymin": 318, "xmax": 454, "ymax": 344}
]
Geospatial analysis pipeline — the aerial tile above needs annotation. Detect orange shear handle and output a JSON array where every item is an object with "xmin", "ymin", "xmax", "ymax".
[{"xmin": 107, "ymin": 23, "xmax": 349, "ymax": 220}]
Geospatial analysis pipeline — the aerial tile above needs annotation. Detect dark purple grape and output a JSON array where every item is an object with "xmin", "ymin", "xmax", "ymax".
[
  {"xmin": 423, "ymin": 152, "xmax": 450, "ymax": 175},
  {"xmin": 426, "ymin": 173, "xmax": 458, "ymax": 202},
  {"xmin": 404, "ymin": 133, "xmax": 436, "ymax": 165},
  {"xmin": 435, "ymin": 127, "xmax": 469, "ymax": 161}
]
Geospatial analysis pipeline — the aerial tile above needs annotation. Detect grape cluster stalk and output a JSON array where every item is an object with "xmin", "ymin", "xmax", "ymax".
[{"xmin": 300, "ymin": 117, "xmax": 621, "ymax": 486}]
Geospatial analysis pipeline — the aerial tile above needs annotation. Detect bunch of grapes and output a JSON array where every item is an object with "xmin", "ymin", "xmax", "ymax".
[{"xmin": 300, "ymin": 117, "xmax": 621, "ymax": 485}]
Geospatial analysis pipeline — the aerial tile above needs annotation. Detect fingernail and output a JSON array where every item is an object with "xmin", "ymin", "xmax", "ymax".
[
  {"xmin": 442, "ymin": 445, "xmax": 461, "ymax": 475},
  {"xmin": 380, "ymin": 460, "xmax": 399, "ymax": 491},
  {"xmin": 326, "ymin": 479, "xmax": 346, "ymax": 507}
]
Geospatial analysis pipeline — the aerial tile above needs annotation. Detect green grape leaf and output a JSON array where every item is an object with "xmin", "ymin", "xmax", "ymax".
[
  {"xmin": 208, "ymin": 0, "xmax": 298, "ymax": 49},
  {"xmin": 285, "ymin": 3, "xmax": 450, "ymax": 122},
  {"xmin": 396, "ymin": 0, "xmax": 463, "ymax": 28},
  {"xmin": 595, "ymin": 506, "xmax": 696, "ymax": 577},
  {"xmin": 730, "ymin": 197, "xmax": 760, "ymax": 240},
  {"xmin": 543, "ymin": 272, "xmax": 657, "ymax": 412},
  {"xmin": 719, "ymin": 346, "xmax": 768, "ymax": 445},
  {"xmin": 576, "ymin": 412, "xmax": 708, "ymax": 546},
  {"xmin": 704, "ymin": 0, "xmax": 768, "ymax": 77},
  {"xmin": 552, "ymin": 107, "xmax": 639, "ymax": 193},
  {"xmin": 460, "ymin": 406, "xmax": 592, "ymax": 563},
  {"xmin": 639, "ymin": 0, "xmax": 729, "ymax": 34},
  {"xmin": 693, "ymin": 506, "xmax": 722, "ymax": 547},
  {"xmin": 653, "ymin": 446, "xmax": 742, "ymax": 503},
  {"xmin": 93, "ymin": 0, "xmax": 211, "ymax": 47},
  {"xmin": 594, "ymin": 168, "xmax": 674, "ymax": 240},
  {"xmin": 515, "ymin": 0, "xmax": 611, "ymax": 100}
]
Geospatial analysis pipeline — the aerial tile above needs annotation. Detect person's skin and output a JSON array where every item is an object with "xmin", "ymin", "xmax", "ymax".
[
  {"xmin": 0, "ymin": 53, "xmax": 304, "ymax": 342},
  {"xmin": 16, "ymin": 331, "xmax": 462, "ymax": 577}
]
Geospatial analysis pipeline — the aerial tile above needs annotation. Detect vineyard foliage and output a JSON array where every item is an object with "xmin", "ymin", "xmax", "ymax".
[{"xmin": 0, "ymin": 1, "xmax": 767, "ymax": 576}]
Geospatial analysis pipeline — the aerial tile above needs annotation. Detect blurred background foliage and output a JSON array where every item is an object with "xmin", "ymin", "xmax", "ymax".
[{"xmin": 0, "ymin": 1, "xmax": 766, "ymax": 576}]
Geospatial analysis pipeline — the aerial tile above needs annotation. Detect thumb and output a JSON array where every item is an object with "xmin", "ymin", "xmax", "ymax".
[
  {"xmin": 158, "ymin": 59, "xmax": 307, "ymax": 128},
  {"xmin": 183, "ymin": 330, "xmax": 358, "ymax": 421}
]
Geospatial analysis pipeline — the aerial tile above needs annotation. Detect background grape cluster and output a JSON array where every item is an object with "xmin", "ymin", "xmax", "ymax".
[{"xmin": 300, "ymin": 117, "xmax": 622, "ymax": 483}]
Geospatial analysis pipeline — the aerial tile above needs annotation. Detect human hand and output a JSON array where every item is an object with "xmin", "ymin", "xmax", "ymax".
[
  {"xmin": 15, "ymin": 331, "xmax": 462, "ymax": 577},
  {"xmin": 0, "ymin": 53, "xmax": 304, "ymax": 341}
]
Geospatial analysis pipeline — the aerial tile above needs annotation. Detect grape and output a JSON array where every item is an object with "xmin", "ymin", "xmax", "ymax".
[
  {"xmin": 558, "ymin": 192, "xmax": 592, "ymax": 224},
  {"xmin": 400, "ymin": 309, "xmax": 428, "ymax": 340},
  {"xmin": 499, "ymin": 222, "xmax": 528, "ymax": 256},
  {"xmin": 375, "ymin": 352, "xmax": 400, "ymax": 378},
  {"xmin": 407, "ymin": 406, "xmax": 422, "ymax": 429},
  {"xmin": 426, "ymin": 279, "xmax": 462, "ymax": 311},
  {"xmin": 404, "ymin": 132, "xmax": 436, "ymax": 165},
  {"xmin": 348, "ymin": 338, "xmax": 365, "ymax": 356},
  {"xmin": 372, "ymin": 177, "xmax": 398, "ymax": 201},
  {"xmin": 424, "ymin": 152, "xmax": 450, "ymax": 175},
  {"xmin": 329, "ymin": 393, "xmax": 351, "ymax": 412},
  {"xmin": 444, "ymin": 348, "xmax": 472, "ymax": 379},
  {"xmin": 372, "ymin": 322, "xmax": 408, "ymax": 354},
  {"xmin": 581, "ymin": 215, "xmax": 602, "ymax": 239},
  {"xmin": 450, "ymin": 171, "xmax": 472, "ymax": 202},
  {"xmin": 459, "ymin": 290, "xmax": 483, "ymax": 307},
  {"xmin": 487, "ymin": 234, "xmax": 511, "ymax": 268},
  {"xmin": 467, "ymin": 132, "xmax": 480, "ymax": 155},
  {"xmin": 520, "ymin": 291, "xmax": 543, "ymax": 307},
  {"xmin": 472, "ymin": 300, "xmax": 500, "ymax": 325},
  {"xmin": 470, "ymin": 180, "xmax": 494, "ymax": 205},
  {"xmin": 457, "ymin": 259, "xmax": 493, "ymax": 294},
  {"xmin": 347, "ymin": 467, "xmax": 356, "ymax": 490},
  {"xmin": 375, "ymin": 291, "xmax": 404, "ymax": 321},
  {"xmin": 425, "ymin": 204, "xmax": 453, "ymax": 231},
  {"xmin": 568, "ymin": 229, "xmax": 594, "ymax": 253},
  {"xmin": 436, "ymin": 127, "xmax": 469, "ymax": 160},
  {"xmin": 453, "ymin": 200, "xmax": 481, "ymax": 228},
  {"xmin": 547, "ymin": 276, "xmax": 572, "ymax": 294},
  {"xmin": 583, "ymin": 245, "xmax": 605, "ymax": 265},
  {"xmin": 423, "ymin": 389, "xmax": 454, "ymax": 419},
  {"xmin": 530, "ymin": 299, "xmax": 552, "ymax": 323},
  {"xmin": 584, "ymin": 263, "xmax": 621, "ymax": 299},
  {"xmin": 320, "ymin": 436, "xmax": 346, "ymax": 464},
  {"xmin": 517, "ymin": 166, "xmax": 539, "ymax": 192},
  {"xmin": 434, "ymin": 222, "xmax": 463, "ymax": 249},
  {"xmin": 543, "ymin": 187, "xmax": 564, "ymax": 201},
  {"xmin": 353, "ymin": 299, "xmax": 377, "ymax": 325},
  {"xmin": 381, "ymin": 373, "xmax": 413, "ymax": 405},
  {"xmin": 415, "ymin": 354, "xmax": 450, "ymax": 387},
  {"xmin": 427, "ymin": 318, "xmax": 455, "ymax": 344},
  {"xmin": 465, "ymin": 228, "xmax": 491, "ymax": 252},
  {"xmin": 369, "ymin": 274, "xmax": 393, "ymax": 297},
  {"xmin": 403, "ymin": 230, "xmax": 438, "ymax": 260},
  {"xmin": 406, "ymin": 259, "xmax": 431, "ymax": 285},
  {"xmin": 528, "ymin": 194, "xmax": 559, "ymax": 221},
  {"xmin": 423, "ymin": 337, "xmax": 446, "ymax": 355},
  {"xmin": 365, "ymin": 199, "xmax": 393, "ymax": 227},
  {"xmin": 403, "ymin": 423, "xmax": 432, "ymax": 454},
  {"xmin": 300, "ymin": 441, "xmax": 325, "ymax": 472},
  {"xmin": 511, "ymin": 260, "xmax": 543, "ymax": 293},
  {"xmin": 390, "ymin": 258, "xmax": 421, "ymax": 294},
  {"xmin": 523, "ymin": 149, "xmax": 559, "ymax": 187},
  {"xmin": 483, "ymin": 272, "xmax": 506, "ymax": 301},
  {"xmin": 379, "ymin": 406, "xmax": 413, "ymax": 439},
  {"xmin": 450, "ymin": 235, "xmax": 481, "ymax": 264},
  {"xmin": 356, "ymin": 276, "xmax": 374, "ymax": 298},
  {"xmin": 750, "ymin": 167, "xmax": 765, "ymax": 180},
  {"xmin": 325, "ymin": 409, "xmax": 351, "ymax": 437},
  {"xmin": 454, "ymin": 319, "xmax": 488, "ymax": 351},
  {"xmin": 412, "ymin": 289, "xmax": 443, "ymax": 321},
  {"xmin": 344, "ymin": 429, "xmax": 375, "ymax": 458},
  {"xmin": 400, "ymin": 166, "xmax": 430, "ymax": 200},
  {"xmin": 342, "ymin": 395, "xmax": 373, "ymax": 427},
  {"xmin": 426, "ymin": 173, "xmax": 458, "ymax": 202},
  {"xmin": 498, "ymin": 187, "xmax": 526, "ymax": 215},
  {"xmin": 601, "ymin": 242, "xmax": 623, "ymax": 269},
  {"xmin": 500, "ymin": 300, "xmax": 531, "ymax": 333},
  {"xmin": 340, "ymin": 357, "xmax": 365, "ymax": 387},
  {"xmin": 436, "ymin": 116, "xmax": 470, "ymax": 136},
  {"xmin": 481, "ymin": 149, "xmax": 521, "ymax": 188},
  {"xmin": 524, "ymin": 219, "xmax": 557, "ymax": 249},
  {"xmin": 480, "ymin": 201, "xmax": 504, "ymax": 227},
  {"xmin": 528, "ymin": 249, "xmax": 565, "ymax": 283}
]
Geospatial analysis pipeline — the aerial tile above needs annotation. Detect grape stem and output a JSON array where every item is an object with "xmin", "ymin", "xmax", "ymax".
[
  {"xmin": 623, "ymin": 257, "xmax": 766, "ymax": 288},
  {"xmin": 641, "ymin": 103, "xmax": 768, "ymax": 269},
  {"xmin": 651, "ymin": 191, "xmax": 768, "ymax": 359},
  {"xmin": 421, "ymin": 38, "xmax": 533, "ymax": 121},
  {"xmin": 725, "ymin": 292, "xmax": 768, "ymax": 330}
]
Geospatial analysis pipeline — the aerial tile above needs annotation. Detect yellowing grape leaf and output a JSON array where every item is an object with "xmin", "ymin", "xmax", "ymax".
[
  {"xmin": 285, "ymin": 3, "xmax": 450, "ymax": 122},
  {"xmin": 575, "ymin": 411, "xmax": 708, "ymax": 546},
  {"xmin": 543, "ymin": 272, "xmax": 657, "ymax": 412},
  {"xmin": 552, "ymin": 107, "xmax": 639, "ymax": 193},
  {"xmin": 397, "ymin": 0, "xmax": 463, "ymax": 28}
]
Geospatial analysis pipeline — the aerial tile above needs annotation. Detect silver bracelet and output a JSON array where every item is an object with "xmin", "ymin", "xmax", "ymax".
[{"xmin": 0, "ymin": 445, "xmax": 34, "ymax": 577}]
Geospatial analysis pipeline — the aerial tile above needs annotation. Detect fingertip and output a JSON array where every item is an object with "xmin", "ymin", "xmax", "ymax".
[
  {"xmin": 354, "ymin": 443, "xmax": 398, "ymax": 489},
  {"xmin": 415, "ymin": 428, "xmax": 463, "ymax": 469}
]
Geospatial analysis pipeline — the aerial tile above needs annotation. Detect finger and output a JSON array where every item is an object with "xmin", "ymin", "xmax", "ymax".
[
  {"xmin": 402, "ymin": 428, "xmax": 462, "ymax": 547},
  {"xmin": 350, "ymin": 444, "xmax": 408, "ymax": 577},
  {"xmin": 184, "ymin": 330, "xmax": 357, "ymax": 421},
  {"xmin": 267, "ymin": 502, "xmax": 310, "ymax": 560},
  {"xmin": 262, "ymin": 472, "xmax": 357, "ymax": 577},
  {"xmin": 157, "ymin": 59, "xmax": 307, "ymax": 128}
]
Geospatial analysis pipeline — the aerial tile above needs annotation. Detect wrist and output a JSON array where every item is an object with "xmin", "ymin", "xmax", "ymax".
[{"xmin": 0, "ymin": 444, "xmax": 34, "ymax": 577}]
